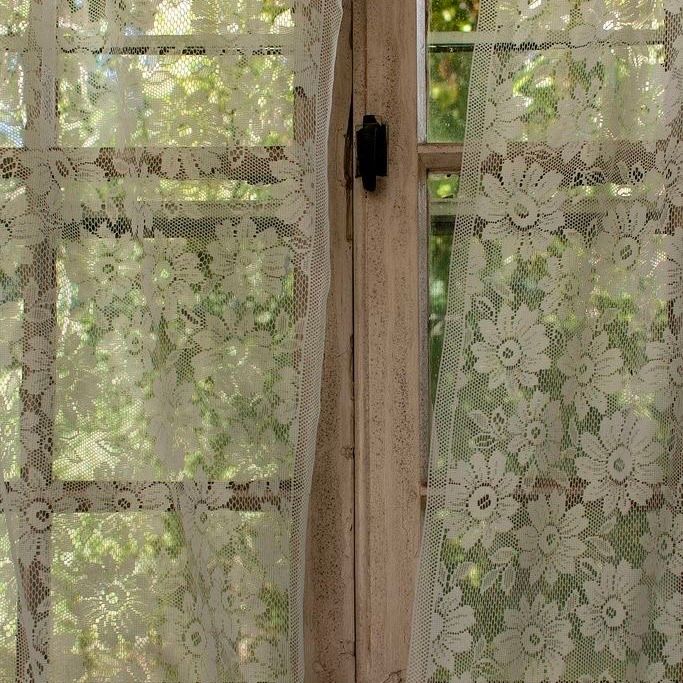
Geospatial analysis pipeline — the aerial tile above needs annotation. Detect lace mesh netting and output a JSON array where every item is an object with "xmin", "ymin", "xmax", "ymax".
[
  {"xmin": 0, "ymin": 0, "xmax": 341, "ymax": 680},
  {"xmin": 409, "ymin": 1, "xmax": 683, "ymax": 682}
]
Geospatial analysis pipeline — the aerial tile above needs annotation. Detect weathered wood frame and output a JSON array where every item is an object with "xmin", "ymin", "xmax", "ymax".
[{"xmin": 351, "ymin": 0, "xmax": 463, "ymax": 681}]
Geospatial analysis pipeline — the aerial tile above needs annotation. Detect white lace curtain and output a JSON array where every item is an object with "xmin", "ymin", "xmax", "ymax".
[
  {"xmin": 0, "ymin": 0, "xmax": 341, "ymax": 680},
  {"xmin": 410, "ymin": 1, "xmax": 683, "ymax": 682}
]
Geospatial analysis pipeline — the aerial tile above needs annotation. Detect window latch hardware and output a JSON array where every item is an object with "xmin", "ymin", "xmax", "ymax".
[{"xmin": 355, "ymin": 114, "xmax": 387, "ymax": 192}]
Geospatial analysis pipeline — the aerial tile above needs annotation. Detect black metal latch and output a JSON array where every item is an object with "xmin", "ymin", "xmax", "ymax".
[{"xmin": 355, "ymin": 115, "xmax": 387, "ymax": 192}]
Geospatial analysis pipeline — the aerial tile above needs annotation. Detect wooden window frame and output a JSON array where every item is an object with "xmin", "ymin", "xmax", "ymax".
[
  {"xmin": 350, "ymin": 3, "xmax": 676, "ymax": 683},
  {"xmin": 304, "ymin": 0, "xmax": 355, "ymax": 680},
  {"xmin": 352, "ymin": 0, "xmax": 427, "ymax": 681},
  {"xmin": 351, "ymin": 0, "xmax": 465, "ymax": 680}
]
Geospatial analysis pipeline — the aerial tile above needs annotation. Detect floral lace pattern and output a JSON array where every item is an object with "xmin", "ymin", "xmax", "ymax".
[
  {"xmin": 409, "ymin": 1, "xmax": 683, "ymax": 682},
  {"xmin": 0, "ymin": 0, "xmax": 341, "ymax": 681}
]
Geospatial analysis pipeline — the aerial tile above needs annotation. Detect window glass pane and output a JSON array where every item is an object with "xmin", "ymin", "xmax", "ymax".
[
  {"xmin": 427, "ymin": 48, "xmax": 471, "ymax": 142},
  {"xmin": 0, "ymin": 54, "xmax": 25, "ymax": 147},
  {"xmin": 0, "ymin": 0, "xmax": 28, "ymax": 36},
  {"xmin": 54, "ymin": 217, "xmax": 295, "ymax": 482},
  {"xmin": 58, "ymin": 53, "xmax": 294, "ymax": 147},
  {"xmin": 0, "ymin": 190, "xmax": 23, "ymax": 481},
  {"xmin": 428, "ymin": 0, "xmax": 478, "ymax": 33},
  {"xmin": 51, "ymin": 507, "xmax": 287, "ymax": 682},
  {"xmin": 426, "ymin": 0, "xmax": 477, "ymax": 142},
  {"xmin": 58, "ymin": 0, "xmax": 295, "ymax": 42},
  {"xmin": 428, "ymin": 172, "xmax": 458, "ymax": 405}
]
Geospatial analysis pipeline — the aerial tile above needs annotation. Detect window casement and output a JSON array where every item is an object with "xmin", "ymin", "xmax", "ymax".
[
  {"xmin": 2, "ymin": 0, "xmax": 678, "ymax": 681},
  {"xmin": 352, "ymin": 2, "xmax": 678, "ymax": 683},
  {"xmin": 1, "ymin": 2, "xmax": 338, "ymax": 679}
]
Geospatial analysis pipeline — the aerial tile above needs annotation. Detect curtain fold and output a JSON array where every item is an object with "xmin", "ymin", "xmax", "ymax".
[
  {"xmin": 0, "ymin": 0, "xmax": 341, "ymax": 681},
  {"xmin": 409, "ymin": 1, "xmax": 683, "ymax": 682}
]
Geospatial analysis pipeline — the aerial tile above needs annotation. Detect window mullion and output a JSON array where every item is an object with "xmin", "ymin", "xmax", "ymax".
[
  {"xmin": 87, "ymin": 32, "xmax": 295, "ymax": 55},
  {"xmin": 3, "ymin": 478, "xmax": 291, "ymax": 514},
  {"xmin": 418, "ymin": 143, "xmax": 463, "ymax": 172}
]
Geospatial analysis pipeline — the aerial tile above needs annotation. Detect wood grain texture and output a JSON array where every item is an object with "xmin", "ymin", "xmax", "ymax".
[
  {"xmin": 304, "ymin": 2, "xmax": 356, "ymax": 681},
  {"xmin": 353, "ymin": 0, "xmax": 425, "ymax": 680}
]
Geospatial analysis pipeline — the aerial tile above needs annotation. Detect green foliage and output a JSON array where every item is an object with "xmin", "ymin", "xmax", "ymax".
[
  {"xmin": 427, "ymin": 0, "xmax": 478, "ymax": 142},
  {"xmin": 428, "ymin": 174, "xmax": 458, "ymax": 403},
  {"xmin": 429, "ymin": 0, "xmax": 479, "ymax": 32}
]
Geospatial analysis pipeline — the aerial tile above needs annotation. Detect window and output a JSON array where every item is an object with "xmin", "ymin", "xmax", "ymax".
[
  {"xmin": 354, "ymin": 1, "xmax": 675, "ymax": 681},
  {"xmin": 3, "ymin": 0, "xmax": 674, "ymax": 680},
  {"xmin": 0, "ymin": 1, "xmax": 328, "ymax": 679}
]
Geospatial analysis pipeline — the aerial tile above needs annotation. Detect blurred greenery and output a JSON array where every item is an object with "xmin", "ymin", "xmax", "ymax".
[
  {"xmin": 428, "ymin": 49, "xmax": 472, "ymax": 142},
  {"xmin": 427, "ymin": 0, "xmax": 478, "ymax": 142},
  {"xmin": 428, "ymin": 172, "xmax": 459, "ymax": 405},
  {"xmin": 429, "ymin": 0, "xmax": 479, "ymax": 32}
]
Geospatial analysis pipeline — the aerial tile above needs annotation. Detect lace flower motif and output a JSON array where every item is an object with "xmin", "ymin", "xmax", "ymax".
[
  {"xmin": 640, "ymin": 509, "xmax": 683, "ymax": 578},
  {"xmin": 625, "ymin": 653, "xmax": 673, "ymax": 683},
  {"xmin": 570, "ymin": 0, "xmax": 626, "ymax": 68},
  {"xmin": 483, "ymin": 66, "xmax": 527, "ymax": 155},
  {"xmin": 472, "ymin": 304, "xmax": 550, "ymax": 392},
  {"xmin": 430, "ymin": 583, "xmax": 475, "ymax": 672},
  {"xmin": 658, "ymin": 226, "xmax": 683, "ymax": 317},
  {"xmin": 445, "ymin": 451, "xmax": 519, "ymax": 550},
  {"xmin": 547, "ymin": 80, "xmax": 604, "ymax": 165},
  {"xmin": 209, "ymin": 218, "xmax": 290, "ymax": 303},
  {"xmin": 0, "ymin": 190, "xmax": 39, "ymax": 276},
  {"xmin": 208, "ymin": 559, "xmax": 263, "ymax": 643},
  {"xmin": 593, "ymin": 202, "xmax": 663, "ymax": 302},
  {"xmin": 576, "ymin": 559, "xmax": 648, "ymax": 661},
  {"xmin": 146, "ymin": 370, "xmax": 202, "ymax": 474},
  {"xmin": 492, "ymin": 595, "xmax": 573, "ymax": 683},
  {"xmin": 558, "ymin": 328, "xmax": 623, "ymax": 421},
  {"xmin": 507, "ymin": 390, "xmax": 562, "ymax": 471},
  {"xmin": 495, "ymin": 0, "xmax": 570, "ymax": 41},
  {"xmin": 141, "ymin": 232, "xmax": 203, "ymax": 323},
  {"xmin": 6, "ymin": 472, "xmax": 73, "ymax": 565},
  {"xmin": 100, "ymin": 310, "xmax": 155, "ymax": 383},
  {"xmin": 192, "ymin": 309, "xmax": 275, "ymax": 407},
  {"xmin": 62, "ymin": 226, "xmax": 140, "ymax": 312},
  {"xmin": 539, "ymin": 233, "xmax": 594, "ymax": 320},
  {"xmin": 655, "ymin": 593, "xmax": 683, "ymax": 666},
  {"xmin": 75, "ymin": 556, "xmax": 148, "ymax": 649},
  {"xmin": 578, "ymin": 411, "xmax": 663, "ymax": 515},
  {"xmin": 661, "ymin": 137, "xmax": 683, "ymax": 207},
  {"xmin": 640, "ymin": 327, "xmax": 683, "ymax": 416},
  {"xmin": 161, "ymin": 590, "xmax": 218, "ymax": 682},
  {"xmin": 479, "ymin": 157, "xmax": 564, "ymax": 259},
  {"xmin": 515, "ymin": 490, "xmax": 588, "ymax": 586}
]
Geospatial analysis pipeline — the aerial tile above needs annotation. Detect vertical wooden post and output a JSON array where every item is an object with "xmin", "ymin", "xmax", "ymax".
[
  {"xmin": 353, "ymin": 0, "xmax": 424, "ymax": 680},
  {"xmin": 304, "ymin": 1, "xmax": 356, "ymax": 681}
]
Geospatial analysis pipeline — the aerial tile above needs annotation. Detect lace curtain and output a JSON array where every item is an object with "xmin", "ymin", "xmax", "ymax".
[
  {"xmin": 0, "ymin": 0, "xmax": 341, "ymax": 680},
  {"xmin": 409, "ymin": 1, "xmax": 682, "ymax": 682}
]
